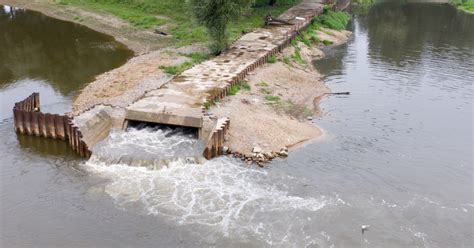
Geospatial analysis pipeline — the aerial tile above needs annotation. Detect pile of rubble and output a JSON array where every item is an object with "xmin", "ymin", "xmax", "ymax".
[{"xmin": 223, "ymin": 146, "xmax": 289, "ymax": 167}]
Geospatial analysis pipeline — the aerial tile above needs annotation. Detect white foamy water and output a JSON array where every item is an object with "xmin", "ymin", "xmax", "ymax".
[
  {"xmin": 92, "ymin": 127, "xmax": 205, "ymax": 168},
  {"xmin": 84, "ymin": 128, "xmax": 344, "ymax": 247}
]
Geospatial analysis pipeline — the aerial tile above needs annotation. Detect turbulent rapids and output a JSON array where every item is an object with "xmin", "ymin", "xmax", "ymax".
[
  {"xmin": 91, "ymin": 126, "xmax": 206, "ymax": 169},
  {"xmin": 83, "ymin": 128, "xmax": 345, "ymax": 246}
]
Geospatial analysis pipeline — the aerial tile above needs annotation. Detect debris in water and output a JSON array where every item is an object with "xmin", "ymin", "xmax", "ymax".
[{"xmin": 361, "ymin": 225, "xmax": 370, "ymax": 234}]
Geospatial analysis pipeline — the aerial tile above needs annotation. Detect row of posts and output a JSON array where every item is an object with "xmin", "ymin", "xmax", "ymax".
[
  {"xmin": 12, "ymin": 93, "xmax": 91, "ymax": 158},
  {"xmin": 203, "ymin": 118, "xmax": 230, "ymax": 159}
]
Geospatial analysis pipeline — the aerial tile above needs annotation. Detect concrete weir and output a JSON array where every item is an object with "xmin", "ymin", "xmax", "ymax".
[
  {"xmin": 13, "ymin": 0, "xmax": 327, "ymax": 159},
  {"xmin": 125, "ymin": 0, "xmax": 325, "ymax": 146}
]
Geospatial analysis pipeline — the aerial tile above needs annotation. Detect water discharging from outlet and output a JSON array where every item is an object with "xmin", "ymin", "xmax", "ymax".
[
  {"xmin": 90, "ymin": 126, "xmax": 206, "ymax": 169},
  {"xmin": 83, "ymin": 128, "xmax": 345, "ymax": 246}
]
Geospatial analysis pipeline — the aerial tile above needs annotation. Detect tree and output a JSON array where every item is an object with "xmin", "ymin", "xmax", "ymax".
[{"xmin": 190, "ymin": 0, "xmax": 255, "ymax": 55}]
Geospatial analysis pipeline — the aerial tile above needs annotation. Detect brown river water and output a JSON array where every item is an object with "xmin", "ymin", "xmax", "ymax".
[{"xmin": 1, "ymin": 2, "xmax": 473, "ymax": 248}]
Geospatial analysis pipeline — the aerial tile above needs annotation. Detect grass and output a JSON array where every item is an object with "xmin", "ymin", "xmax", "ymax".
[
  {"xmin": 314, "ymin": 7, "xmax": 351, "ymax": 31},
  {"xmin": 296, "ymin": 20, "xmax": 321, "ymax": 47},
  {"xmin": 260, "ymin": 88, "xmax": 272, "ymax": 94},
  {"xmin": 268, "ymin": 54, "xmax": 277, "ymax": 63},
  {"xmin": 354, "ymin": 0, "xmax": 375, "ymax": 5},
  {"xmin": 265, "ymin": 95, "xmax": 280, "ymax": 102},
  {"xmin": 323, "ymin": 40, "xmax": 333, "ymax": 45},
  {"xmin": 228, "ymin": 84, "xmax": 241, "ymax": 95},
  {"xmin": 160, "ymin": 52, "xmax": 209, "ymax": 75},
  {"xmin": 452, "ymin": 0, "xmax": 474, "ymax": 12},
  {"xmin": 228, "ymin": 80, "xmax": 251, "ymax": 95},
  {"xmin": 59, "ymin": 0, "xmax": 301, "ymax": 46},
  {"xmin": 241, "ymin": 81, "xmax": 251, "ymax": 91},
  {"xmin": 256, "ymin": 81, "xmax": 269, "ymax": 87},
  {"xmin": 282, "ymin": 55, "xmax": 291, "ymax": 65},
  {"xmin": 277, "ymin": 100, "xmax": 312, "ymax": 118},
  {"xmin": 294, "ymin": 8, "xmax": 350, "ymax": 49},
  {"xmin": 291, "ymin": 46, "xmax": 306, "ymax": 65}
]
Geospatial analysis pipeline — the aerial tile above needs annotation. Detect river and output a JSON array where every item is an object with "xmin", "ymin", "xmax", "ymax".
[{"xmin": 1, "ymin": 2, "xmax": 473, "ymax": 248}]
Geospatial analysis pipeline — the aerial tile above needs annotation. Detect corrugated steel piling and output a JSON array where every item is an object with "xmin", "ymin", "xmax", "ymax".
[{"xmin": 12, "ymin": 93, "xmax": 91, "ymax": 158}]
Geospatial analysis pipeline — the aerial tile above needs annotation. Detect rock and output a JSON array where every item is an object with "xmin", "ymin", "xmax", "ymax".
[
  {"xmin": 257, "ymin": 162, "xmax": 264, "ymax": 167},
  {"xmin": 281, "ymin": 147, "xmax": 288, "ymax": 152},
  {"xmin": 222, "ymin": 146, "xmax": 229, "ymax": 154},
  {"xmin": 247, "ymin": 161, "xmax": 253, "ymax": 165},
  {"xmin": 279, "ymin": 150, "xmax": 288, "ymax": 157},
  {"xmin": 307, "ymin": 116, "xmax": 313, "ymax": 121},
  {"xmin": 264, "ymin": 152, "xmax": 274, "ymax": 159},
  {"xmin": 252, "ymin": 147, "xmax": 263, "ymax": 153},
  {"xmin": 241, "ymin": 99, "xmax": 251, "ymax": 105},
  {"xmin": 154, "ymin": 29, "xmax": 168, "ymax": 36}
]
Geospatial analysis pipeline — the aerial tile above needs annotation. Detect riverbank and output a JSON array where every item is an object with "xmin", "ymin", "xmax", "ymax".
[
  {"xmin": 71, "ymin": 2, "xmax": 352, "ymax": 163},
  {"xmin": 0, "ymin": 0, "xmax": 302, "ymax": 53},
  {"xmin": 0, "ymin": 0, "xmax": 164, "ymax": 53},
  {"xmin": 213, "ymin": 27, "xmax": 352, "ymax": 162},
  {"xmin": 451, "ymin": 0, "xmax": 474, "ymax": 13}
]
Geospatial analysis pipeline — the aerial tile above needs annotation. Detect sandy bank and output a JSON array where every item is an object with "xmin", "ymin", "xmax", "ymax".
[
  {"xmin": 71, "ymin": 45, "xmax": 207, "ymax": 115},
  {"xmin": 212, "ymin": 28, "xmax": 352, "ymax": 158}
]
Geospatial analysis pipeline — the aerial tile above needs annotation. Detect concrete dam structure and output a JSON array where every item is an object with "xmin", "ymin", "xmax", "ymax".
[
  {"xmin": 124, "ymin": 0, "xmax": 324, "ymax": 135},
  {"xmin": 13, "ymin": 0, "xmax": 328, "ymax": 160}
]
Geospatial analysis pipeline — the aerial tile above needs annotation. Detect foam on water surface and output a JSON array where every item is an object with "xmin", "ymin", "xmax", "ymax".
[{"xmin": 84, "ymin": 128, "xmax": 343, "ymax": 246}]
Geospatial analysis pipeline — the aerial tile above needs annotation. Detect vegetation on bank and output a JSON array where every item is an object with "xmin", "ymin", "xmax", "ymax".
[
  {"xmin": 295, "ymin": 7, "xmax": 350, "ymax": 47},
  {"xmin": 59, "ymin": 0, "xmax": 300, "ymax": 49},
  {"xmin": 353, "ymin": 0, "xmax": 375, "ymax": 5},
  {"xmin": 451, "ymin": 0, "xmax": 474, "ymax": 13},
  {"xmin": 281, "ymin": 7, "xmax": 350, "ymax": 65},
  {"xmin": 159, "ymin": 52, "xmax": 209, "ymax": 75}
]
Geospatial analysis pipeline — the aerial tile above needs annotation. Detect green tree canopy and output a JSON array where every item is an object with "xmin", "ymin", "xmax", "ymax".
[{"xmin": 190, "ymin": 0, "xmax": 255, "ymax": 54}]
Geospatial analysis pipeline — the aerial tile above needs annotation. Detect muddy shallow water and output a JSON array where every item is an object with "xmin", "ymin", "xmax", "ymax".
[{"xmin": 1, "ymin": 2, "xmax": 473, "ymax": 248}]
